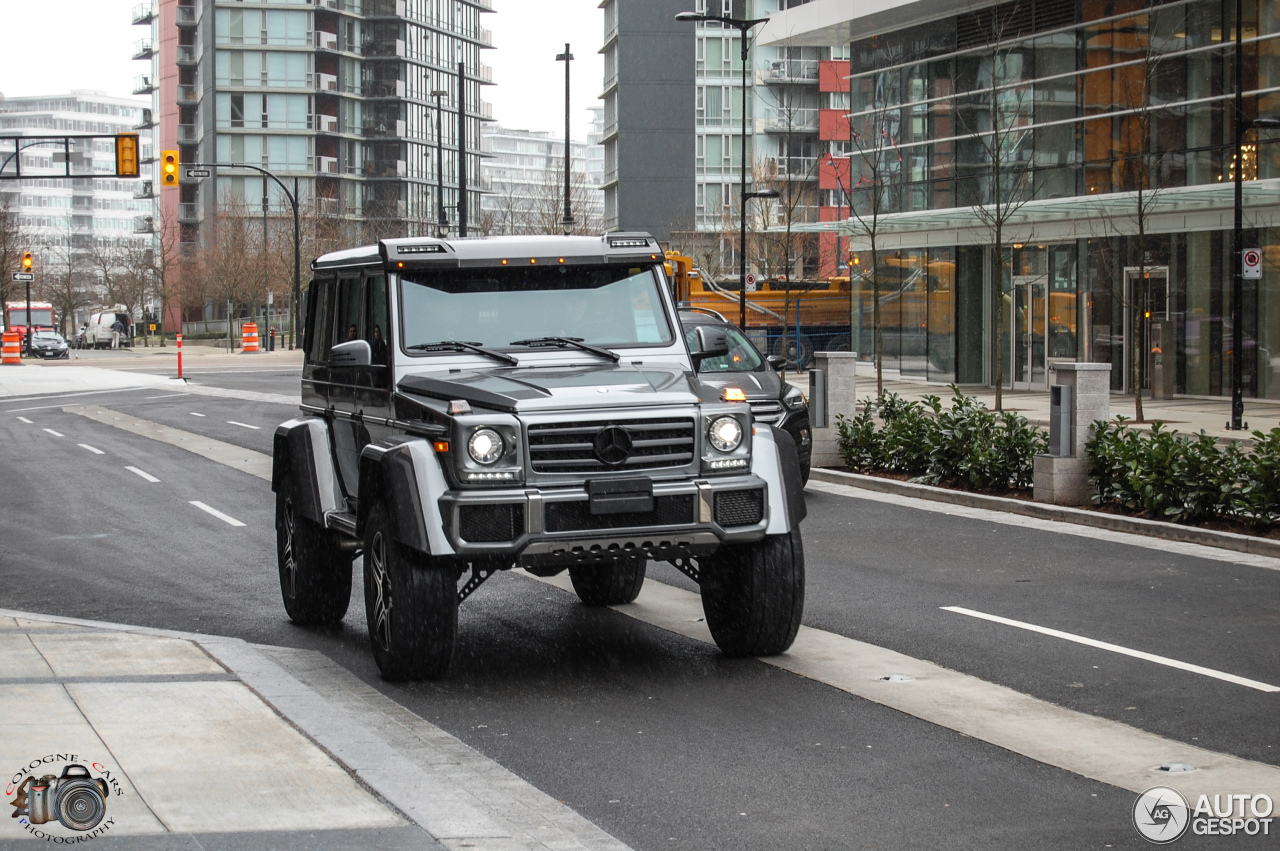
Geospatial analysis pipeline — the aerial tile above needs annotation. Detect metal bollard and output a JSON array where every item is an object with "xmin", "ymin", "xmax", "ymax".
[
  {"xmin": 1049, "ymin": 384, "xmax": 1072, "ymax": 456},
  {"xmin": 809, "ymin": 368, "xmax": 827, "ymax": 428}
]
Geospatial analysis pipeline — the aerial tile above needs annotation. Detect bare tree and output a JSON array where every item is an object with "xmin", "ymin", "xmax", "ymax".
[
  {"xmin": 957, "ymin": 3, "xmax": 1035, "ymax": 411},
  {"xmin": 36, "ymin": 231, "xmax": 92, "ymax": 335},
  {"xmin": 0, "ymin": 191, "xmax": 29, "ymax": 312}
]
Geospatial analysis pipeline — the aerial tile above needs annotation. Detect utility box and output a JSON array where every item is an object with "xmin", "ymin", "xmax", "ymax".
[
  {"xmin": 809, "ymin": 368, "xmax": 827, "ymax": 428},
  {"xmin": 1049, "ymin": 384, "xmax": 1072, "ymax": 456}
]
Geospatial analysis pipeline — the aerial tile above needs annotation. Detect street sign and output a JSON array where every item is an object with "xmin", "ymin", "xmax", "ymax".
[
  {"xmin": 1243, "ymin": 248, "xmax": 1262, "ymax": 280},
  {"xmin": 745, "ymin": 273, "xmax": 757, "ymax": 292},
  {"xmin": 149, "ymin": 323, "xmax": 156, "ymax": 332},
  {"xmin": 11, "ymin": 272, "xmax": 34, "ymax": 282},
  {"xmin": 185, "ymin": 168, "xmax": 211, "ymax": 178}
]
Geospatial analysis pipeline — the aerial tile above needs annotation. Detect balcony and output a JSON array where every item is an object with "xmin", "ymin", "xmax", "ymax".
[
  {"xmin": 132, "ymin": 39, "xmax": 154, "ymax": 60},
  {"xmin": 476, "ymin": 63, "xmax": 493, "ymax": 84},
  {"xmin": 131, "ymin": 3, "xmax": 154, "ymax": 25},
  {"xmin": 758, "ymin": 108, "xmax": 819, "ymax": 134},
  {"xmin": 313, "ymin": 0, "xmax": 339, "ymax": 8},
  {"xmin": 768, "ymin": 156, "xmax": 819, "ymax": 180},
  {"xmin": 362, "ymin": 38, "xmax": 405, "ymax": 58},
  {"xmin": 473, "ymin": 0, "xmax": 493, "ymax": 9},
  {"xmin": 317, "ymin": 156, "xmax": 338, "ymax": 174},
  {"xmin": 316, "ymin": 31, "xmax": 338, "ymax": 51},
  {"xmin": 476, "ymin": 26, "xmax": 492, "ymax": 47},
  {"xmin": 133, "ymin": 180, "xmax": 154, "ymax": 200},
  {"xmin": 364, "ymin": 160, "xmax": 406, "ymax": 178},
  {"xmin": 362, "ymin": 119, "xmax": 405, "ymax": 138},
  {"xmin": 133, "ymin": 215, "xmax": 155, "ymax": 234},
  {"xmin": 133, "ymin": 75, "xmax": 154, "ymax": 95},
  {"xmin": 176, "ymin": 5, "xmax": 196, "ymax": 26},
  {"xmin": 139, "ymin": 148, "xmax": 155, "ymax": 164},
  {"xmin": 317, "ymin": 114, "xmax": 339, "ymax": 133},
  {"xmin": 178, "ymin": 204, "xmax": 199, "ymax": 223},
  {"xmin": 135, "ymin": 108, "xmax": 154, "ymax": 130},
  {"xmin": 317, "ymin": 73, "xmax": 338, "ymax": 92},
  {"xmin": 362, "ymin": 79, "xmax": 405, "ymax": 99},
  {"xmin": 178, "ymin": 124, "xmax": 199, "ymax": 142},
  {"xmin": 177, "ymin": 45, "xmax": 198, "ymax": 66},
  {"xmin": 365, "ymin": 0, "xmax": 406, "ymax": 16},
  {"xmin": 178, "ymin": 84, "xmax": 198, "ymax": 104},
  {"xmin": 757, "ymin": 59, "xmax": 820, "ymax": 85}
]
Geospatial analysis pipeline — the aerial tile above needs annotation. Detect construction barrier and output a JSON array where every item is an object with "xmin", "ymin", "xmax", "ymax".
[
  {"xmin": 176, "ymin": 333, "xmax": 183, "ymax": 379},
  {"xmin": 242, "ymin": 322, "xmax": 259, "ymax": 353},
  {"xmin": 2, "ymin": 331, "xmax": 21, "ymax": 365}
]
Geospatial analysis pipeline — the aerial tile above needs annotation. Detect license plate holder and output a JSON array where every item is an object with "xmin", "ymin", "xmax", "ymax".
[{"xmin": 587, "ymin": 477, "xmax": 654, "ymax": 515}]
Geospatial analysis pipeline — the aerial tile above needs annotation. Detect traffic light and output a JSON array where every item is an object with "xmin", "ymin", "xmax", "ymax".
[
  {"xmin": 161, "ymin": 150, "xmax": 179, "ymax": 187},
  {"xmin": 21, "ymin": 251, "xmax": 32, "ymax": 272},
  {"xmin": 116, "ymin": 133, "xmax": 140, "ymax": 177}
]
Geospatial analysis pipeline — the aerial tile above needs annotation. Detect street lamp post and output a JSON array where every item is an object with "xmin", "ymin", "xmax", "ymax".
[
  {"xmin": 556, "ymin": 44, "xmax": 576, "ymax": 235},
  {"xmin": 676, "ymin": 9, "xmax": 771, "ymax": 331},
  {"xmin": 431, "ymin": 89, "xmax": 449, "ymax": 238}
]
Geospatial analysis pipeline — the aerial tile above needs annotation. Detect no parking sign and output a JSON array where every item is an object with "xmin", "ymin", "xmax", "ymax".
[{"xmin": 1243, "ymin": 248, "xmax": 1262, "ymax": 279}]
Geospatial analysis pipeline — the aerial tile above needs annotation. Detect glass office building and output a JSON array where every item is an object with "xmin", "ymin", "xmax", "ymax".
[{"xmin": 762, "ymin": 0, "xmax": 1280, "ymax": 397}]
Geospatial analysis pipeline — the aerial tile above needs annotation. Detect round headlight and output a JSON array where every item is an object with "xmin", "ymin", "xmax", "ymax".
[
  {"xmin": 708, "ymin": 416, "xmax": 743, "ymax": 453},
  {"xmin": 467, "ymin": 428, "xmax": 504, "ymax": 465}
]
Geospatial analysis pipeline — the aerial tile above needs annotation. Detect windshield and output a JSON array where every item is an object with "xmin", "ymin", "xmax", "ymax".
[
  {"xmin": 34, "ymin": 331, "xmax": 63, "ymax": 341},
  {"xmin": 399, "ymin": 265, "xmax": 673, "ymax": 353},
  {"xmin": 684, "ymin": 324, "xmax": 764, "ymax": 373}
]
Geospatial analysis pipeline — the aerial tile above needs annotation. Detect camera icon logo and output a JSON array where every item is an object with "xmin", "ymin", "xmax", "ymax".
[
  {"xmin": 9, "ymin": 763, "xmax": 109, "ymax": 832},
  {"xmin": 1133, "ymin": 786, "xmax": 1191, "ymax": 844}
]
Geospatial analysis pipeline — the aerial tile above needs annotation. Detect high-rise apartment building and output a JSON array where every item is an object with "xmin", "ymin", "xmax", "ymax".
[
  {"xmin": 479, "ymin": 121, "xmax": 602, "ymax": 235},
  {"xmin": 133, "ymin": 0, "xmax": 494, "ymax": 253}
]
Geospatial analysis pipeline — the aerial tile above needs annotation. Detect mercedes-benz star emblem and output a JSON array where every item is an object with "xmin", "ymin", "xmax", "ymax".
[{"xmin": 593, "ymin": 426, "xmax": 633, "ymax": 466}]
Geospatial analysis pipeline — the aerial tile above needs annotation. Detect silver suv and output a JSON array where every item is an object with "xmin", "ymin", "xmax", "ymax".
[{"xmin": 273, "ymin": 234, "xmax": 806, "ymax": 680}]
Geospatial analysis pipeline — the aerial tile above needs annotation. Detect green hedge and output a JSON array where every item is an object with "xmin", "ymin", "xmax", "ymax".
[
  {"xmin": 1087, "ymin": 419, "xmax": 1280, "ymax": 527},
  {"xmin": 835, "ymin": 387, "xmax": 1048, "ymax": 491}
]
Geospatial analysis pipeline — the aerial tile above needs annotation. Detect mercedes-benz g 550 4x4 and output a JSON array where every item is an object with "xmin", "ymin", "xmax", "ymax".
[{"xmin": 273, "ymin": 234, "xmax": 806, "ymax": 680}]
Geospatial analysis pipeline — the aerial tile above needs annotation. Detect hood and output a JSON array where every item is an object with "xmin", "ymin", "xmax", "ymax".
[
  {"xmin": 696, "ymin": 369, "xmax": 782, "ymax": 400},
  {"xmin": 397, "ymin": 362, "xmax": 702, "ymax": 413}
]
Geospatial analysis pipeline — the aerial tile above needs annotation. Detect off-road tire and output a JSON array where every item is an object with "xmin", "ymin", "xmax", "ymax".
[
  {"xmin": 275, "ymin": 472, "xmax": 352, "ymax": 625},
  {"xmin": 568, "ymin": 556, "xmax": 647, "ymax": 607},
  {"xmin": 700, "ymin": 528, "xmax": 804, "ymax": 657},
  {"xmin": 363, "ymin": 500, "xmax": 458, "ymax": 681}
]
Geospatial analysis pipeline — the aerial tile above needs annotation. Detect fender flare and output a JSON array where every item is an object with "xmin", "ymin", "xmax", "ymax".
[
  {"xmin": 751, "ymin": 425, "xmax": 807, "ymax": 534},
  {"xmin": 358, "ymin": 439, "xmax": 456, "ymax": 557},
  {"xmin": 272, "ymin": 418, "xmax": 344, "ymax": 525}
]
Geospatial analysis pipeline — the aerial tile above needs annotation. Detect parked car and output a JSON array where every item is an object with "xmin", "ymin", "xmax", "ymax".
[
  {"xmin": 29, "ymin": 329, "xmax": 70, "ymax": 359},
  {"xmin": 679, "ymin": 309, "xmax": 812, "ymax": 483}
]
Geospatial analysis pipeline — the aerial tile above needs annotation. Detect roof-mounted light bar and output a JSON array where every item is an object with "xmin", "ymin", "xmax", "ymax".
[
  {"xmin": 398, "ymin": 244, "xmax": 448, "ymax": 255},
  {"xmin": 608, "ymin": 237, "xmax": 651, "ymax": 249}
]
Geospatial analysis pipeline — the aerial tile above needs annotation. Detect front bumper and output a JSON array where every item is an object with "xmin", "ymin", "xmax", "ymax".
[{"xmin": 438, "ymin": 473, "xmax": 769, "ymax": 565}]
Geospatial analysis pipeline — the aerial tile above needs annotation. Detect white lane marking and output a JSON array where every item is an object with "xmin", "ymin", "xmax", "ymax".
[
  {"xmin": 189, "ymin": 412, "xmax": 206, "ymax": 417},
  {"xmin": 16, "ymin": 416, "xmax": 33, "ymax": 423},
  {"xmin": 77, "ymin": 444, "xmax": 105, "ymax": 455},
  {"xmin": 517, "ymin": 571, "xmax": 1280, "ymax": 801},
  {"xmin": 227, "ymin": 420, "xmax": 261, "ymax": 430},
  {"xmin": 144, "ymin": 393, "xmax": 188, "ymax": 400},
  {"xmin": 189, "ymin": 501, "xmax": 246, "ymax": 527},
  {"xmin": 941, "ymin": 606, "xmax": 1280, "ymax": 693},
  {"xmin": 807, "ymin": 479, "xmax": 1280, "ymax": 573},
  {"xmin": 43, "ymin": 428, "xmax": 64, "ymax": 437},
  {"xmin": 126, "ymin": 466, "xmax": 160, "ymax": 483}
]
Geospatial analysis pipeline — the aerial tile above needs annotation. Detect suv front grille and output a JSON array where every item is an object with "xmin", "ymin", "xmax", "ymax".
[
  {"xmin": 527, "ymin": 417, "xmax": 695, "ymax": 473},
  {"xmin": 749, "ymin": 400, "xmax": 785, "ymax": 426},
  {"xmin": 545, "ymin": 494, "xmax": 694, "ymax": 533}
]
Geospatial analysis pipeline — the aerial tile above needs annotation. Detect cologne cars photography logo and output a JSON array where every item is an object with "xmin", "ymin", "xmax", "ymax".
[
  {"xmin": 1134, "ymin": 786, "xmax": 1190, "ymax": 844},
  {"xmin": 7, "ymin": 755, "xmax": 122, "ymax": 841}
]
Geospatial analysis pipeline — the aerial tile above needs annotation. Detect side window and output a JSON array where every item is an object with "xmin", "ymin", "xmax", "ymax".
[
  {"xmin": 306, "ymin": 278, "xmax": 333, "ymax": 363},
  {"xmin": 334, "ymin": 276, "xmax": 362, "ymax": 348},
  {"xmin": 365, "ymin": 274, "xmax": 389, "ymax": 365}
]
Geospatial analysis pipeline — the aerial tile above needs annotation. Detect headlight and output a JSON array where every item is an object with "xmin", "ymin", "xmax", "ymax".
[
  {"xmin": 783, "ymin": 385, "xmax": 807, "ymax": 410},
  {"xmin": 708, "ymin": 416, "xmax": 743, "ymax": 453},
  {"xmin": 467, "ymin": 428, "xmax": 504, "ymax": 465}
]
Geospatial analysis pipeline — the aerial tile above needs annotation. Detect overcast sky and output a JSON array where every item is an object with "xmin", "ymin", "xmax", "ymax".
[{"xmin": 0, "ymin": 0, "xmax": 605, "ymax": 140}]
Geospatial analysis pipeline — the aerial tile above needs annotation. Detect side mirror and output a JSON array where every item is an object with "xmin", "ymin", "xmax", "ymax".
[
  {"xmin": 766, "ymin": 355, "xmax": 786, "ymax": 371},
  {"xmin": 690, "ymin": 325, "xmax": 730, "ymax": 369},
  {"xmin": 330, "ymin": 338, "xmax": 371, "ymax": 367}
]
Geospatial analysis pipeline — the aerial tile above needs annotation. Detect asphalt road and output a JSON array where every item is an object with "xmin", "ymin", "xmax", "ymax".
[{"xmin": 2, "ymin": 363, "xmax": 1277, "ymax": 849}]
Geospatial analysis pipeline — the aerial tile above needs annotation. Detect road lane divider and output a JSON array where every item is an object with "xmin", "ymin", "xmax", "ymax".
[
  {"xmin": 189, "ymin": 412, "xmax": 206, "ymax": 417},
  {"xmin": 78, "ymin": 443, "xmax": 105, "ymax": 455},
  {"xmin": 190, "ymin": 501, "xmax": 246, "ymax": 527},
  {"xmin": 516, "ymin": 570, "xmax": 1280, "ymax": 803},
  {"xmin": 66, "ymin": 406, "xmax": 271, "ymax": 481},
  {"xmin": 941, "ymin": 606, "xmax": 1280, "ymax": 693},
  {"xmin": 16, "ymin": 416, "xmax": 32, "ymax": 423},
  {"xmin": 125, "ymin": 466, "xmax": 160, "ymax": 483},
  {"xmin": 43, "ymin": 428, "xmax": 64, "ymax": 437},
  {"xmin": 227, "ymin": 420, "xmax": 261, "ymax": 430}
]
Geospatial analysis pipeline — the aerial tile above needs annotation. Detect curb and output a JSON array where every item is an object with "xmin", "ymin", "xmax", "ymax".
[{"xmin": 809, "ymin": 467, "xmax": 1280, "ymax": 560}]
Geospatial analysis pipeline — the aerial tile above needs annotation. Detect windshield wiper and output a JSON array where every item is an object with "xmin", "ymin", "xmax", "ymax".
[
  {"xmin": 405, "ymin": 340, "xmax": 519, "ymax": 366},
  {"xmin": 508, "ymin": 336, "xmax": 620, "ymax": 363}
]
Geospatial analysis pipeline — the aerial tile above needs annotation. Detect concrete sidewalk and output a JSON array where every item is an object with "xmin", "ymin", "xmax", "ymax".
[{"xmin": 0, "ymin": 611, "xmax": 630, "ymax": 851}]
